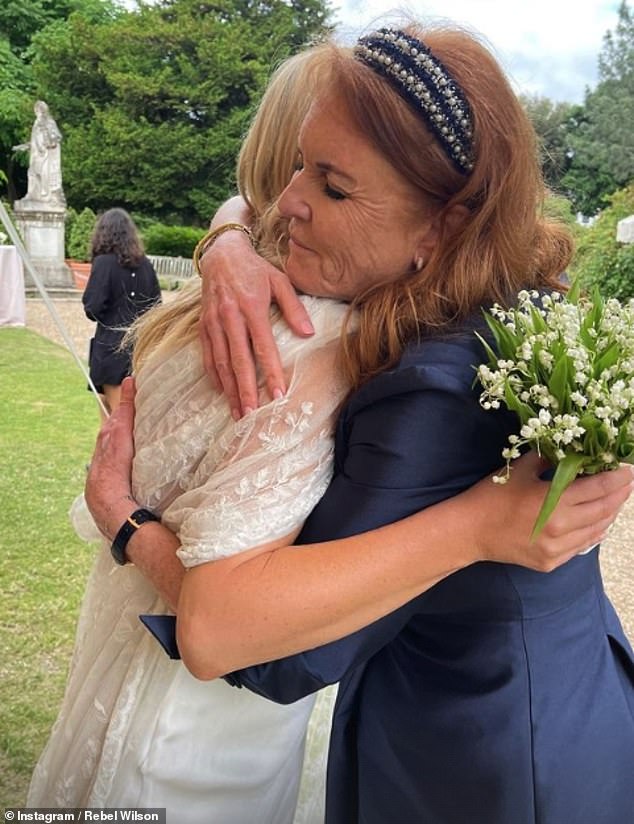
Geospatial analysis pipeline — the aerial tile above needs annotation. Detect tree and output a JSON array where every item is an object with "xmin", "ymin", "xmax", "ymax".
[
  {"xmin": 0, "ymin": 0, "xmax": 116, "ymax": 53},
  {"xmin": 0, "ymin": 37, "xmax": 32, "ymax": 199},
  {"xmin": 562, "ymin": 1, "xmax": 634, "ymax": 215},
  {"xmin": 570, "ymin": 183, "xmax": 634, "ymax": 299},
  {"xmin": 26, "ymin": 0, "xmax": 333, "ymax": 223},
  {"xmin": 521, "ymin": 94, "xmax": 577, "ymax": 194},
  {"xmin": 0, "ymin": 0, "xmax": 119, "ymax": 199}
]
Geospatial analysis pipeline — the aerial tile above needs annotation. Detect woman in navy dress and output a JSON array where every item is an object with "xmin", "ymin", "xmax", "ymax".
[
  {"xmin": 86, "ymin": 22, "xmax": 634, "ymax": 824},
  {"xmin": 224, "ymin": 338, "xmax": 634, "ymax": 823},
  {"xmin": 83, "ymin": 208, "xmax": 161, "ymax": 414}
]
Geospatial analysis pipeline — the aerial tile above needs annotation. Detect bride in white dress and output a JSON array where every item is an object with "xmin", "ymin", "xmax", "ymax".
[
  {"xmin": 27, "ymin": 46, "xmax": 344, "ymax": 824},
  {"xmin": 28, "ymin": 295, "xmax": 347, "ymax": 822}
]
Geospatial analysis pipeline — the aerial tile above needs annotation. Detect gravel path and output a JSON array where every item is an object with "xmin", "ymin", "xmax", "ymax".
[{"xmin": 25, "ymin": 296, "xmax": 634, "ymax": 641}]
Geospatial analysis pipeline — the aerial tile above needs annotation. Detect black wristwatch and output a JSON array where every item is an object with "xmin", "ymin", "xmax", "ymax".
[{"xmin": 111, "ymin": 508, "xmax": 160, "ymax": 566}]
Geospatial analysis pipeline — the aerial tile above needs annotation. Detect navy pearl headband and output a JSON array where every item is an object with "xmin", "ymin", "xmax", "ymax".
[{"xmin": 354, "ymin": 28, "xmax": 475, "ymax": 174}]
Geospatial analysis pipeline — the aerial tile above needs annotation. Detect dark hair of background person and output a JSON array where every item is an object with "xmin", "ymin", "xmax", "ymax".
[{"xmin": 90, "ymin": 207, "xmax": 145, "ymax": 268}]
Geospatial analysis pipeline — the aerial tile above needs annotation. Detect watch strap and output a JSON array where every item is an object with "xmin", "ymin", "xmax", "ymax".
[{"xmin": 111, "ymin": 508, "xmax": 160, "ymax": 565}]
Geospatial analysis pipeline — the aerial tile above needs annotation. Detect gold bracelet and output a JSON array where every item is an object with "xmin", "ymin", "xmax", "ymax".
[{"xmin": 193, "ymin": 223, "xmax": 254, "ymax": 276}]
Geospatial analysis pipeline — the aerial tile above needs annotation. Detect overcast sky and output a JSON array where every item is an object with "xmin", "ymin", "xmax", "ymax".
[{"xmin": 330, "ymin": 0, "xmax": 623, "ymax": 103}]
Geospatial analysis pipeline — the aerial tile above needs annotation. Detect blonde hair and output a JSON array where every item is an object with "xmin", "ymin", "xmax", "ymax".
[
  {"xmin": 318, "ymin": 24, "xmax": 573, "ymax": 390},
  {"xmin": 129, "ymin": 44, "xmax": 332, "ymax": 370},
  {"xmin": 237, "ymin": 44, "xmax": 333, "ymax": 264}
]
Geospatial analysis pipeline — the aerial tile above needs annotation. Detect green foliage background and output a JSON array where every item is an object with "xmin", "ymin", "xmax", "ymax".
[
  {"xmin": 560, "ymin": 1, "xmax": 634, "ymax": 215},
  {"xmin": 571, "ymin": 184, "xmax": 634, "ymax": 299},
  {"xmin": 1, "ymin": 0, "xmax": 333, "ymax": 222},
  {"xmin": 66, "ymin": 206, "xmax": 97, "ymax": 261},
  {"xmin": 1, "ymin": 0, "xmax": 634, "ymax": 294},
  {"xmin": 143, "ymin": 223, "xmax": 206, "ymax": 257}
]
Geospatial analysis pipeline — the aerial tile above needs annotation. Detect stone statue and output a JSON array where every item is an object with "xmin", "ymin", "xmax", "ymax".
[
  {"xmin": 12, "ymin": 100, "xmax": 72, "ymax": 290},
  {"xmin": 13, "ymin": 101, "xmax": 65, "ymax": 206}
]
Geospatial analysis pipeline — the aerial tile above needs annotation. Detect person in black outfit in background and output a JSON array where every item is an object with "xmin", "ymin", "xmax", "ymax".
[{"xmin": 83, "ymin": 208, "xmax": 161, "ymax": 415}]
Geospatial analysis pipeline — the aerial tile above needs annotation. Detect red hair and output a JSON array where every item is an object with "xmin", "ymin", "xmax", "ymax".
[{"xmin": 320, "ymin": 24, "xmax": 573, "ymax": 390}]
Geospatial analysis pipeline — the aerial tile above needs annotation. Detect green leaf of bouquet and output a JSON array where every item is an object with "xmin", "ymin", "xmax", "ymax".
[
  {"xmin": 579, "ymin": 320, "xmax": 596, "ymax": 350},
  {"xmin": 566, "ymin": 277, "xmax": 581, "ymax": 305},
  {"xmin": 619, "ymin": 446, "xmax": 634, "ymax": 464},
  {"xmin": 615, "ymin": 428, "xmax": 634, "ymax": 462},
  {"xmin": 596, "ymin": 424, "xmax": 610, "ymax": 449},
  {"xmin": 532, "ymin": 452, "xmax": 587, "ymax": 538},
  {"xmin": 474, "ymin": 331, "xmax": 499, "ymax": 368},
  {"xmin": 590, "ymin": 285, "xmax": 604, "ymax": 309},
  {"xmin": 504, "ymin": 382, "xmax": 534, "ymax": 423},
  {"xmin": 594, "ymin": 341, "xmax": 620, "ymax": 377},
  {"xmin": 482, "ymin": 312, "xmax": 517, "ymax": 358},
  {"xmin": 587, "ymin": 287, "xmax": 604, "ymax": 331},
  {"xmin": 531, "ymin": 340, "xmax": 557, "ymax": 383},
  {"xmin": 579, "ymin": 413, "xmax": 599, "ymax": 431},
  {"xmin": 481, "ymin": 313, "xmax": 504, "ymax": 354},
  {"xmin": 547, "ymin": 340, "xmax": 567, "ymax": 373},
  {"xmin": 529, "ymin": 302, "xmax": 547, "ymax": 334},
  {"xmin": 582, "ymin": 423, "xmax": 602, "ymax": 461},
  {"xmin": 547, "ymin": 353, "xmax": 570, "ymax": 405}
]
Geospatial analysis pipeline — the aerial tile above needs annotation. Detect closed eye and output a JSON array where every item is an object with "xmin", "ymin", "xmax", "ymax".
[{"xmin": 324, "ymin": 183, "xmax": 346, "ymax": 200}]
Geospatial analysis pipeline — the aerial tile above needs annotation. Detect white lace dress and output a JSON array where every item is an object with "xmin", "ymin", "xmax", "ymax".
[{"xmin": 28, "ymin": 296, "xmax": 350, "ymax": 824}]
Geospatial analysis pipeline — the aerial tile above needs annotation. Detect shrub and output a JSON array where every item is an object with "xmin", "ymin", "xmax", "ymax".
[
  {"xmin": 143, "ymin": 223, "xmax": 206, "ymax": 258},
  {"xmin": 570, "ymin": 184, "xmax": 634, "ymax": 300},
  {"xmin": 66, "ymin": 207, "xmax": 97, "ymax": 261},
  {"xmin": 543, "ymin": 192, "xmax": 577, "ymax": 229}
]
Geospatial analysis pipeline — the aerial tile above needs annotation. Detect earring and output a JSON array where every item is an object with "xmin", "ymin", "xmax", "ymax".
[{"xmin": 414, "ymin": 257, "xmax": 424, "ymax": 272}]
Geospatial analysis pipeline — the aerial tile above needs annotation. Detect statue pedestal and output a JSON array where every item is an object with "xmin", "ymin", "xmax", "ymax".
[{"xmin": 13, "ymin": 199, "xmax": 73, "ymax": 289}]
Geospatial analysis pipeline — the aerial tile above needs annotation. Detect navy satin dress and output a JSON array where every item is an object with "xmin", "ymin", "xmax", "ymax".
[{"xmin": 224, "ymin": 332, "xmax": 634, "ymax": 823}]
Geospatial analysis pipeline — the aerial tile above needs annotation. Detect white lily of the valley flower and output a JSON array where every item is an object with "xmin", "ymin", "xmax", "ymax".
[{"xmin": 476, "ymin": 286, "xmax": 634, "ymax": 535}]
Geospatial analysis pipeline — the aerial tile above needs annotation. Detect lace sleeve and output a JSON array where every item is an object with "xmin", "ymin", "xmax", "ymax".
[{"xmin": 160, "ymin": 337, "xmax": 348, "ymax": 568}]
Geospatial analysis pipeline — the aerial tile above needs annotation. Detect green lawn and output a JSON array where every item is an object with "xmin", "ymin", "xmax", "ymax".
[{"xmin": 0, "ymin": 328, "xmax": 101, "ymax": 809}]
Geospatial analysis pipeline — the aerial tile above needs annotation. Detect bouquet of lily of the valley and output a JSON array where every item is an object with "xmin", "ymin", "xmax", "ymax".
[{"xmin": 476, "ymin": 283, "xmax": 634, "ymax": 536}]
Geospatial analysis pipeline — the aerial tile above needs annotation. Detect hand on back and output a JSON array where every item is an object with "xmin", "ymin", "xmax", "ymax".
[
  {"xmin": 85, "ymin": 376, "xmax": 137, "ymax": 539},
  {"xmin": 197, "ymin": 231, "xmax": 314, "ymax": 418}
]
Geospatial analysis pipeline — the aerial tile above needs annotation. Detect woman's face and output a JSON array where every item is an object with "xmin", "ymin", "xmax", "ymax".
[{"xmin": 278, "ymin": 94, "xmax": 437, "ymax": 301}]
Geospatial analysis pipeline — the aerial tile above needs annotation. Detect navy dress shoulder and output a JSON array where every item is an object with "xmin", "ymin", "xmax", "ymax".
[
  {"xmin": 83, "ymin": 253, "xmax": 161, "ymax": 390},
  {"xmin": 225, "ymin": 331, "xmax": 634, "ymax": 824}
]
